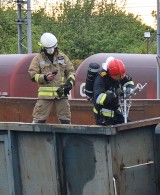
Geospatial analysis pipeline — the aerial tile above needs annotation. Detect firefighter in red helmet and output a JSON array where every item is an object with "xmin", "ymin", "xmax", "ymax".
[{"xmin": 93, "ymin": 56, "xmax": 135, "ymax": 126}]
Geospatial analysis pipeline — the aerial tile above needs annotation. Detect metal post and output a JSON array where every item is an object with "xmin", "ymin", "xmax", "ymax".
[
  {"xmin": 144, "ymin": 32, "xmax": 150, "ymax": 54},
  {"xmin": 17, "ymin": 2, "xmax": 23, "ymax": 54},
  {"xmin": 16, "ymin": 0, "xmax": 32, "ymax": 54},
  {"xmin": 146, "ymin": 37, "xmax": 149, "ymax": 54},
  {"xmin": 27, "ymin": 0, "xmax": 32, "ymax": 53},
  {"xmin": 157, "ymin": 0, "xmax": 160, "ymax": 99},
  {"xmin": 123, "ymin": 87, "xmax": 127, "ymax": 123}
]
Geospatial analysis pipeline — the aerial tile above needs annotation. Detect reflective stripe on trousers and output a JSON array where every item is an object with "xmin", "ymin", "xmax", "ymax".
[{"xmin": 93, "ymin": 107, "xmax": 114, "ymax": 117}]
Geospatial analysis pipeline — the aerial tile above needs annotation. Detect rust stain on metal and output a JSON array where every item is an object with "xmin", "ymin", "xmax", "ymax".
[{"xmin": 1, "ymin": 98, "xmax": 160, "ymax": 126}]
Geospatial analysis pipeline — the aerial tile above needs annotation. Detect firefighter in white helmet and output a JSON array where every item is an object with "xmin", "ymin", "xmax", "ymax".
[
  {"xmin": 28, "ymin": 32, "xmax": 75, "ymax": 124},
  {"xmin": 93, "ymin": 56, "xmax": 135, "ymax": 126}
]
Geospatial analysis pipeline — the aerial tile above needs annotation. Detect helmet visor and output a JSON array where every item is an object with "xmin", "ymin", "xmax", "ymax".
[{"xmin": 44, "ymin": 43, "xmax": 57, "ymax": 49}]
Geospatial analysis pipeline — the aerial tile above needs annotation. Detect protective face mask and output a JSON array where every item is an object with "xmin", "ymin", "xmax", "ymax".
[{"xmin": 45, "ymin": 47, "xmax": 55, "ymax": 54}]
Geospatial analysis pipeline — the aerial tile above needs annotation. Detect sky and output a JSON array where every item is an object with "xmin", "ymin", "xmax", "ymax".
[
  {"xmin": 32, "ymin": 0, "xmax": 157, "ymax": 28},
  {"xmin": 124, "ymin": 0, "xmax": 157, "ymax": 28}
]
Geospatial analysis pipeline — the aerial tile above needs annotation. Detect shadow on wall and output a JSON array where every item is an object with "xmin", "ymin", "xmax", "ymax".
[{"xmin": 63, "ymin": 135, "xmax": 96, "ymax": 195}]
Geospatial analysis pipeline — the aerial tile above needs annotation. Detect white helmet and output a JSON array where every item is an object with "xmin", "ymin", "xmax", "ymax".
[
  {"xmin": 40, "ymin": 32, "xmax": 58, "ymax": 48},
  {"xmin": 102, "ymin": 56, "xmax": 115, "ymax": 71}
]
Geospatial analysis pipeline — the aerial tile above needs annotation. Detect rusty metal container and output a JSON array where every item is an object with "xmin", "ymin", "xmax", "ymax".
[
  {"xmin": 1, "ymin": 98, "xmax": 160, "ymax": 124},
  {"xmin": 0, "ymin": 118, "xmax": 160, "ymax": 195}
]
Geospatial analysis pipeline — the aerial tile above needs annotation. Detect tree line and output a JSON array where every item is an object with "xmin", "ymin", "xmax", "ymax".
[{"xmin": 0, "ymin": 0, "xmax": 156, "ymax": 63}]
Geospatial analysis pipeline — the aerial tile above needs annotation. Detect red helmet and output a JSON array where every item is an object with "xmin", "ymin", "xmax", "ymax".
[{"xmin": 108, "ymin": 59, "xmax": 126, "ymax": 80}]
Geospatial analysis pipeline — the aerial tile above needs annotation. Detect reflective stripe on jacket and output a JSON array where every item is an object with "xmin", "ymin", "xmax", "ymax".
[
  {"xmin": 123, "ymin": 81, "xmax": 134, "ymax": 87},
  {"xmin": 93, "ymin": 107, "xmax": 114, "ymax": 117},
  {"xmin": 28, "ymin": 52, "xmax": 75, "ymax": 99},
  {"xmin": 38, "ymin": 86, "xmax": 60, "ymax": 97},
  {"xmin": 93, "ymin": 106, "xmax": 122, "ymax": 118}
]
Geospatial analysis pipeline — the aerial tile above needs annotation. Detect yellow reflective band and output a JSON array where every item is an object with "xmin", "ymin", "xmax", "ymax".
[
  {"xmin": 68, "ymin": 74, "xmax": 75, "ymax": 80},
  {"xmin": 93, "ymin": 107, "xmax": 114, "ymax": 117},
  {"xmin": 93, "ymin": 107, "xmax": 98, "ymax": 114},
  {"xmin": 54, "ymin": 91, "xmax": 59, "ymax": 96},
  {"xmin": 61, "ymin": 76, "xmax": 64, "ymax": 84},
  {"xmin": 101, "ymin": 112, "xmax": 114, "ymax": 117},
  {"xmin": 70, "ymin": 80, "xmax": 74, "ymax": 86},
  {"xmin": 124, "ymin": 81, "xmax": 134, "ymax": 87},
  {"xmin": 101, "ymin": 108, "xmax": 114, "ymax": 117},
  {"xmin": 38, "ymin": 86, "xmax": 59, "ymax": 92},
  {"xmin": 100, "ymin": 93, "xmax": 107, "ymax": 105},
  {"xmin": 35, "ymin": 74, "xmax": 40, "ymax": 83},
  {"xmin": 38, "ymin": 92, "xmax": 54, "ymax": 96},
  {"xmin": 68, "ymin": 74, "xmax": 75, "ymax": 86},
  {"xmin": 38, "ymin": 42, "xmax": 43, "ymax": 47},
  {"xmin": 118, "ymin": 107, "xmax": 122, "ymax": 112},
  {"xmin": 38, "ymin": 91, "xmax": 59, "ymax": 97},
  {"xmin": 96, "ymin": 93, "xmax": 105, "ymax": 105}
]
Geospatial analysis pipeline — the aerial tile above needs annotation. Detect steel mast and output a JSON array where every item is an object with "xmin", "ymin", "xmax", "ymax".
[{"xmin": 16, "ymin": 0, "xmax": 32, "ymax": 54}]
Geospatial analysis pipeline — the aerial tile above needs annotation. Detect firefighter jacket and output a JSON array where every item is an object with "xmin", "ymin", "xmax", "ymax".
[
  {"xmin": 28, "ymin": 51, "xmax": 75, "ymax": 99},
  {"xmin": 93, "ymin": 71, "xmax": 134, "ymax": 118}
]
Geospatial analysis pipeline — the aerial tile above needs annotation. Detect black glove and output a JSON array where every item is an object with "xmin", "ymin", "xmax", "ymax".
[
  {"xmin": 56, "ymin": 87, "xmax": 64, "ymax": 97},
  {"xmin": 111, "ymin": 97, "xmax": 119, "ymax": 110},
  {"xmin": 105, "ymin": 92, "xmax": 119, "ymax": 110},
  {"xmin": 104, "ymin": 92, "xmax": 118, "ymax": 106},
  {"xmin": 63, "ymin": 82, "xmax": 72, "ymax": 96},
  {"xmin": 112, "ymin": 97, "xmax": 119, "ymax": 105},
  {"xmin": 116, "ymin": 88, "xmax": 124, "ymax": 96},
  {"xmin": 126, "ymin": 87, "xmax": 133, "ymax": 97}
]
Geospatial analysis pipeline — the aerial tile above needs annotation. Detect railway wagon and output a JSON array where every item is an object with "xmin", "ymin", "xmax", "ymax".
[{"xmin": 0, "ymin": 53, "xmax": 158, "ymax": 99}]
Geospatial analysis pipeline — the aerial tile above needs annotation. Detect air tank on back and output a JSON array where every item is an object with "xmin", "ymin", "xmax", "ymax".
[
  {"xmin": 72, "ymin": 53, "xmax": 157, "ymax": 99},
  {"xmin": 85, "ymin": 63, "xmax": 100, "ymax": 100}
]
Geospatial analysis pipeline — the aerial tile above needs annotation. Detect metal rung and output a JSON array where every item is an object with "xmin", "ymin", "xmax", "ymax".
[
  {"xmin": 123, "ymin": 161, "xmax": 154, "ymax": 169},
  {"xmin": 113, "ymin": 177, "xmax": 117, "ymax": 195}
]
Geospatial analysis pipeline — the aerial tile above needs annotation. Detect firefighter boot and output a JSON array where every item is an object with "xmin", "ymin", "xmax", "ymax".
[
  {"xmin": 59, "ymin": 119, "xmax": 71, "ymax": 124},
  {"xmin": 32, "ymin": 119, "xmax": 46, "ymax": 123}
]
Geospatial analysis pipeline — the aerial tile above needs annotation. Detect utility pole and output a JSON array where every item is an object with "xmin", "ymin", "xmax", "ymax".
[
  {"xmin": 144, "ymin": 32, "xmax": 150, "ymax": 54},
  {"xmin": 157, "ymin": 0, "xmax": 160, "ymax": 99},
  {"xmin": 16, "ymin": 0, "xmax": 32, "ymax": 54}
]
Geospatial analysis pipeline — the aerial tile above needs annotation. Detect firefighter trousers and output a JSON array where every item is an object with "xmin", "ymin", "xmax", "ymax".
[{"xmin": 32, "ymin": 98, "xmax": 71, "ymax": 123}]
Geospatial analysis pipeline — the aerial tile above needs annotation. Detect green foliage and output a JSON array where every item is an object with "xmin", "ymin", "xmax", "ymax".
[
  {"xmin": 0, "ymin": 0, "xmax": 157, "ymax": 60},
  {"xmin": 0, "ymin": 5, "xmax": 17, "ymax": 53},
  {"xmin": 71, "ymin": 59, "xmax": 83, "ymax": 70}
]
